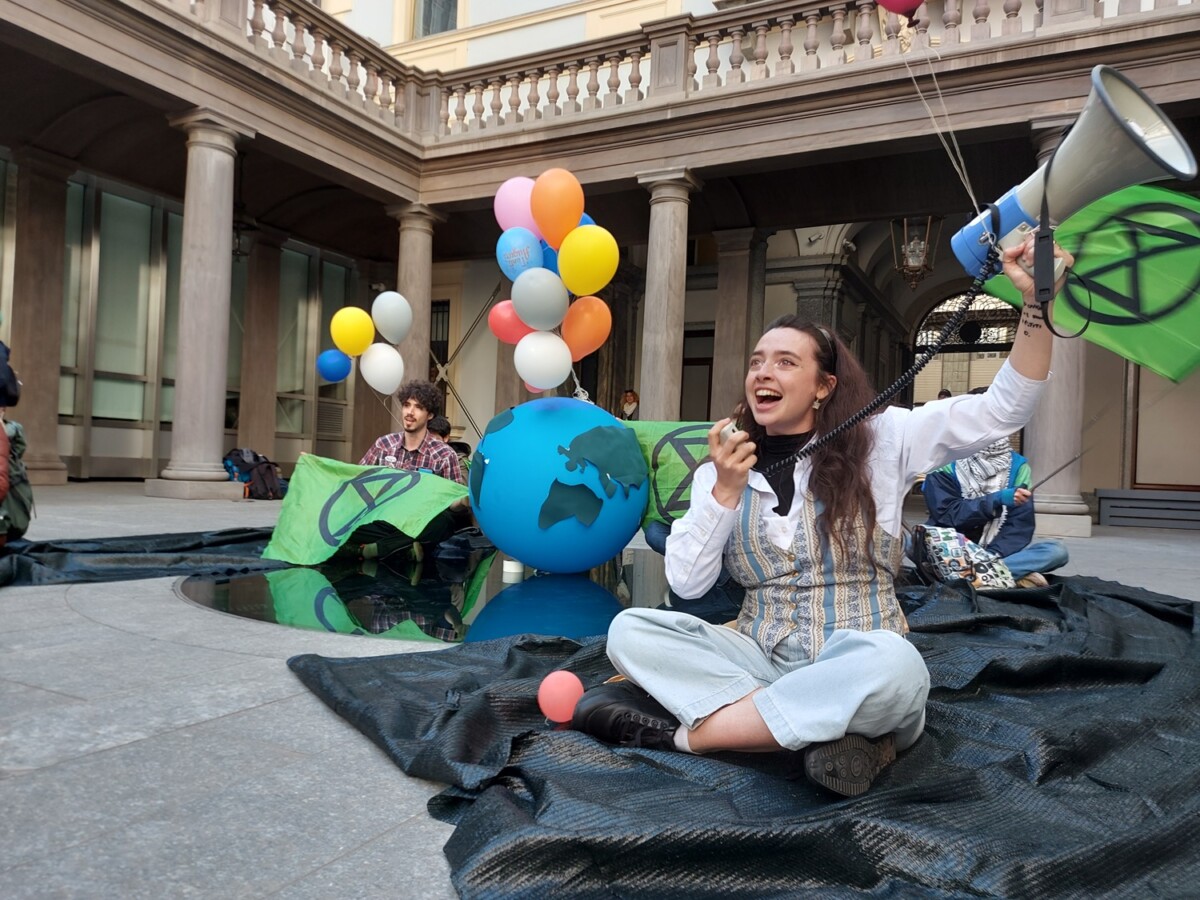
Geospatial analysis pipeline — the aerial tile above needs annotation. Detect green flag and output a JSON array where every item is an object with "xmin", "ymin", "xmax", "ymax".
[
  {"xmin": 625, "ymin": 420, "xmax": 715, "ymax": 527},
  {"xmin": 986, "ymin": 186, "xmax": 1200, "ymax": 382},
  {"xmin": 263, "ymin": 453, "xmax": 467, "ymax": 565}
]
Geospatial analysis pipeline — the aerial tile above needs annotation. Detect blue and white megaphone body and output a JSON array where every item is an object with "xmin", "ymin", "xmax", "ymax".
[{"xmin": 951, "ymin": 65, "xmax": 1197, "ymax": 280}]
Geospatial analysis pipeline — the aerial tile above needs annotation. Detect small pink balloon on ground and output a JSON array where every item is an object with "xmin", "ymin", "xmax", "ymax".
[{"xmin": 537, "ymin": 670, "xmax": 585, "ymax": 723}]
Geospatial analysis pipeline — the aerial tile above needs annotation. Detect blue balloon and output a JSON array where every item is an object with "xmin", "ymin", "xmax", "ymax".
[
  {"xmin": 464, "ymin": 574, "xmax": 622, "ymax": 643},
  {"xmin": 540, "ymin": 241, "xmax": 559, "ymax": 276},
  {"xmin": 316, "ymin": 349, "xmax": 352, "ymax": 383},
  {"xmin": 469, "ymin": 398, "xmax": 649, "ymax": 573},
  {"xmin": 579, "ymin": 212, "xmax": 595, "ymax": 227},
  {"xmin": 496, "ymin": 227, "xmax": 544, "ymax": 282}
]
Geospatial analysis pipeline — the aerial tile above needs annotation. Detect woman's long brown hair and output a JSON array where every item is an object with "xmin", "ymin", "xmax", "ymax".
[{"xmin": 733, "ymin": 314, "xmax": 879, "ymax": 553}]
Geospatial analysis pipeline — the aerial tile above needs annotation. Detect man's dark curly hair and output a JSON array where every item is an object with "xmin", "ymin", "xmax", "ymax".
[{"xmin": 396, "ymin": 379, "xmax": 444, "ymax": 418}]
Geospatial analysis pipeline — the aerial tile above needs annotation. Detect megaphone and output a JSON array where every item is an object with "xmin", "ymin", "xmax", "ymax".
[{"xmin": 951, "ymin": 65, "xmax": 1197, "ymax": 279}]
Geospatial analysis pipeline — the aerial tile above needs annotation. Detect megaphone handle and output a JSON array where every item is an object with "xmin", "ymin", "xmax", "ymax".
[{"xmin": 997, "ymin": 228, "xmax": 1066, "ymax": 281}]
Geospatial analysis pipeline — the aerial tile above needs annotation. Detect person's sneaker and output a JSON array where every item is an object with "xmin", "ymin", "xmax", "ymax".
[
  {"xmin": 1016, "ymin": 572, "xmax": 1049, "ymax": 588},
  {"xmin": 803, "ymin": 733, "xmax": 897, "ymax": 797},
  {"xmin": 571, "ymin": 681, "xmax": 679, "ymax": 750}
]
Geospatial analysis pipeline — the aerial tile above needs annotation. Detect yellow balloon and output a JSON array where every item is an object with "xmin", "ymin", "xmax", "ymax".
[
  {"xmin": 556, "ymin": 224, "xmax": 619, "ymax": 297},
  {"xmin": 330, "ymin": 307, "xmax": 376, "ymax": 357}
]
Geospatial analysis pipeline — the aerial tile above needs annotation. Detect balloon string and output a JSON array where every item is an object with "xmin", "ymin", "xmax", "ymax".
[{"xmin": 901, "ymin": 38, "xmax": 982, "ymax": 219}]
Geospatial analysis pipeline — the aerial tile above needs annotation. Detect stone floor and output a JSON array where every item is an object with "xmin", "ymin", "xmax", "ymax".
[{"xmin": 0, "ymin": 482, "xmax": 1195, "ymax": 898}]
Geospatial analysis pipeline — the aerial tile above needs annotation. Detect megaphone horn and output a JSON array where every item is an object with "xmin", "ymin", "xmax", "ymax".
[{"xmin": 951, "ymin": 65, "xmax": 1198, "ymax": 278}]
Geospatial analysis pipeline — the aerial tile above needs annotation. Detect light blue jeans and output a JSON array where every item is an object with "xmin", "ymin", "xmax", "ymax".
[
  {"xmin": 606, "ymin": 608, "xmax": 930, "ymax": 752},
  {"xmin": 1002, "ymin": 539, "xmax": 1069, "ymax": 579}
]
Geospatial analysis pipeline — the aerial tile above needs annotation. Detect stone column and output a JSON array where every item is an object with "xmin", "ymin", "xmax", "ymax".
[
  {"xmin": 791, "ymin": 263, "xmax": 843, "ymax": 330},
  {"xmin": 236, "ymin": 235, "xmax": 282, "ymax": 456},
  {"xmin": 388, "ymin": 202, "xmax": 445, "ymax": 391},
  {"xmin": 747, "ymin": 229, "xmax": 772, "ymax": 352},
  {"xmin": 1022, "ymin": 121, "xmax": 1091, "ymax": 536},
  {"xmin": 150, "ymin": 110, "xmax": 254, "ymax": 498},
  {"xmin": 635, "ymin": 169, "xmax": 700, "ymax": 421},
  {"xmin": 709, "ymin": 227, "xmax": 755, "ymax": 418},
  {"xmin": 9, "ymin": 149, "xmax": 73, "ymax": 484}
]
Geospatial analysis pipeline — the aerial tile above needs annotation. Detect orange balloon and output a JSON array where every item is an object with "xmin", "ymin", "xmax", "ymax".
[
  {"xmin": 561, "ymin": 296, "xmax": 612, "ymax": 362},
  {"xmin": 530, "ymin": 168, "xmax": 585, "ymax": 250}
]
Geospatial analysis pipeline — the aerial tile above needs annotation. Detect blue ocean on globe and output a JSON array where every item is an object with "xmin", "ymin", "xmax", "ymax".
[
  {"xmin": 469, "ymin": 397, "xmax": 649, "ymax": 574},
  {"xmin": 464, "ymin": 574, "xmax": 623, "ymax": 642}
]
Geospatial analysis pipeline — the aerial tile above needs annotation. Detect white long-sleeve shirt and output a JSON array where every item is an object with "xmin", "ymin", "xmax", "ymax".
[{"xmin": 664, "ymin": 360, "xmax": 1048, "ymax": 599}]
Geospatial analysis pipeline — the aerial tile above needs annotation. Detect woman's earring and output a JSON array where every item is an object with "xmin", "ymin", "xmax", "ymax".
[{"xmin": 812, "ymin": 398, "xmax": 822, "ymax": 410}]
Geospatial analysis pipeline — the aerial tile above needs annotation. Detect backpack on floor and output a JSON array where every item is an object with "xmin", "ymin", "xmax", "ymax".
[
  {"xmin": 222, "ymin": 448, "xmax": 286, "ymax": 501},
  {"xmin": 910, "ymin": 524, "xmax": 1016, "ymax": 589}
]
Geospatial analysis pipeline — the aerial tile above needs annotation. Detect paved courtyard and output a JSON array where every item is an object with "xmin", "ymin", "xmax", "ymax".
[{"xmin": 1, "ymin": 482, "xmax": 1195, "ymax": 897}]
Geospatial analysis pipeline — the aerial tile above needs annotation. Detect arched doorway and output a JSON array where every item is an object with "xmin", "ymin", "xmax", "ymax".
[{"xmin": 912, "ymin": 294, "xmax": 1022, "ymax": 405}]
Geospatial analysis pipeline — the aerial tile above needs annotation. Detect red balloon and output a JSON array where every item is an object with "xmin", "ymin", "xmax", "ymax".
[
  {"xmin": 488, "ymin": 299, "xmax": 536, "ymax": 345},
  {"xmin": 537, "ymin": 670, "xmax": 585, "ymax": 723},
  {"xmin": 878, "ymin": 0, "xmax": 922, "ymax": 14}
]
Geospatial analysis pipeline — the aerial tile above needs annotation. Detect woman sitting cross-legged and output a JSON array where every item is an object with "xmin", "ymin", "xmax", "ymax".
[{"xmin": 572, "ymin": 235, "xmax": 1073, "ymax": 797}]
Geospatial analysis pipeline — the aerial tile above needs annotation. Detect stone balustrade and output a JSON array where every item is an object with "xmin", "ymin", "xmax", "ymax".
[{"xmin": 166, "ymin": 0, "xmax": 1189, "ymax": 145}]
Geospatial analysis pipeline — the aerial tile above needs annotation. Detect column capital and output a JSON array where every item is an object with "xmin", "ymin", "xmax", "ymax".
[
  {"xmin": 385, "ymin": 201, "xmax": 447, "ymax": 230},
  {"xmin": 712, "ymin": 227, "xmax": 759, "ymax": 253},
  {"xmin": 1030, "ymin": 115, "xmax": 1075, "ymax": 162},
  {"xmin": 168, "ymin": 108, "xmax": 257, "ymax": 143},
  {"xmin": 636, "ymin": 168, "xmax": 702, "ymax": 196}
]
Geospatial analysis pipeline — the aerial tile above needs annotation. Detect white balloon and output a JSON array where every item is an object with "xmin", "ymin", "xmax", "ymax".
[
  {"xmin": 371, "ymin": 291, "xmax": 413, "ymax": 344},
  {"xmin": 513, "ymin": 331, "xmax": 573, "ymax": 390},
  {"xmin": 358, "ymin": 343, "xmax": 406, "ymax": 395},
  {"xmin": 510, "ymin": 268, "xmax": 569, "ymax": 331}
]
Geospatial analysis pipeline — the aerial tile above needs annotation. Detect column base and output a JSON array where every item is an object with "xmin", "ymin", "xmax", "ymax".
[
  {"xmin": 1035, "ymin": 512, "xmax": 1093, "ymax": 539},
  {"xmin": 25, "ymin": 457, "xmax": 69, "ymax": 485},
  {"xmin": 145, "ymin": 479, "xmax": 247, "ymax": 500}
]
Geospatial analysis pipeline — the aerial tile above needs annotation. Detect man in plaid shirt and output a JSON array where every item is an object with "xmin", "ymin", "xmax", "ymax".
[
  {"xmin": 360, "ymin": 379, "xmax": 465, "ymax": 484},
  {"xmin": 351, "ymin": 379, "xmax": 466, "ymax": 567}
]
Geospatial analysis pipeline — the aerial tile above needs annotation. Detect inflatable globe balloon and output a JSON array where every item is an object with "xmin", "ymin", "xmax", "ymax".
[
  {"xmin": 464, "ymin": 574, "xmax": 623, "ymax": 642},
  {"xmin": 469, "ymin": 398, "xmax": 649, "ymax": 574}
]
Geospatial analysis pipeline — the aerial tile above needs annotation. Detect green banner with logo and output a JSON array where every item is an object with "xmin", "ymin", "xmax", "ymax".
[
  {"xmin": 624, "ymin": 420, "xmax": 715, "ymax": 528},
  {"xmin": 263, "ymin": 453, "xmax": 467, "ymax": 565},
  {"xmin": 986, "ymin": 186, "xmax": 1200, "ymax": 383}
]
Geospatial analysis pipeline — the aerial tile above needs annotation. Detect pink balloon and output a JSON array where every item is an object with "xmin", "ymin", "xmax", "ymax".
[
  {"xmin": 493, "ymin": 177, "xmax": 543, "ymax": 239},
  {"xmin": 524, "ymin": 381, "xmax": 545, "ymax": 394},
  {"xmin": 878, "ymin": 0, "xmax": 921, "ymax": 13},
  {"xmin": 538, "ymin": 670, "xmax": 585, "ymax": 723}
]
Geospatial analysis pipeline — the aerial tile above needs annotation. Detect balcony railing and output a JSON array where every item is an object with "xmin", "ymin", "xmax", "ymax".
[{"xmin": 174, "ymin": 0, "xmax": 1192, "ymax": 144}]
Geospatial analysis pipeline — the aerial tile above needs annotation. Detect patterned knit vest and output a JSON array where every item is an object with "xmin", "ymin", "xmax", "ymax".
[{"xmin": 725, "ymin": 488, "xmax": 907, "ymax": 658}]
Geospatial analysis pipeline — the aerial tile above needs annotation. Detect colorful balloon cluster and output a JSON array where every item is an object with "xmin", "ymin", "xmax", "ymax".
[
  {"xmin": 317, "ymin": 291, "xmax": 414, "ymax": 395},
  {"xmin": 491, "ymin": 169, "xmax": 617, "ymax": 392}
]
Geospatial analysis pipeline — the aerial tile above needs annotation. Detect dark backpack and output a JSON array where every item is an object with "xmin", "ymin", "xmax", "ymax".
[
  {"xmin": 1, "ymin": 421, "xmax": 33, "ymax": 539},
  {"xmin": 222, "ymin": 448, "xmax": 285, "ymax": 501}
]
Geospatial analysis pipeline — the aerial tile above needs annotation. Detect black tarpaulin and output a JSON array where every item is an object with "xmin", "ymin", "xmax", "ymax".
[
  {"xmin": 0, "ymin": 527, "xmax": 286, "ymax": 586},
  {"xmin": 288, "ymin": 577, "xmax": 1200, "ymax": 899}
]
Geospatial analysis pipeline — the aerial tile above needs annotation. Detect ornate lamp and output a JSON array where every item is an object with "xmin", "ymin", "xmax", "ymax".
[
  {"xmin": 232, "ymin": 151, "xmax": 259, "ymax": 260},
  {"xmin": 890, "ymin": 216, "xmax": 942, "ymax": 289}
]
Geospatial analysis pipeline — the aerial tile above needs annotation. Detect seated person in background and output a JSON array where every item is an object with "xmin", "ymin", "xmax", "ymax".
[
  {"xmin": 922, "ymin": 388, "xmax": 1068, "ymax": 588},
  {"xmin": 937, "ymin": 388, "xmax": 952, "ymax": 400},
  {"xmin": 360, "ymin": 380, "xmax": 464, "ymax": 485},
  {"xmin": 429, "ymin": 414, "xmax": 472, "ymax": 474},
  {"xmin": 352, "ymin": 380, "xmax": 466, "ymax": 564}
]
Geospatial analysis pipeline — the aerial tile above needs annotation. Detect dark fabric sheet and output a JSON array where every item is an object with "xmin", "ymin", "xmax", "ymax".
[
  {"xmin": 0, "ymin": 527, "xmax": 286, "ymax": 586},
  {"xmin": 288, "ymin": 576, "xmax": 1200, "ymax": 899}
]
